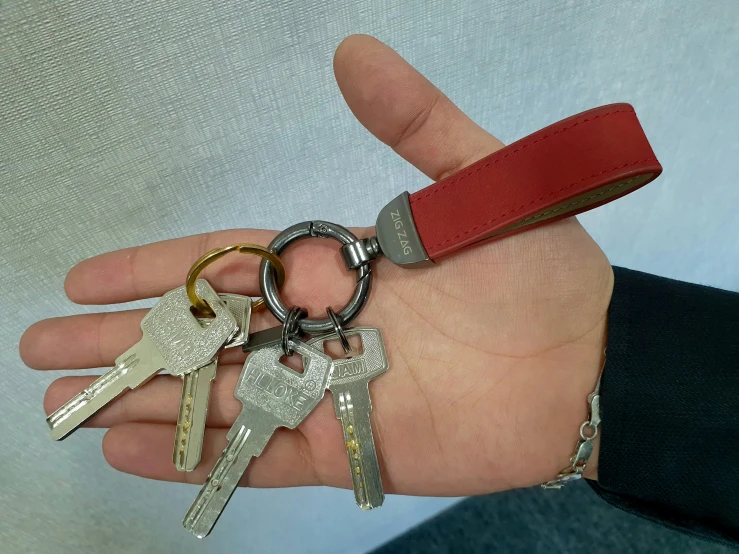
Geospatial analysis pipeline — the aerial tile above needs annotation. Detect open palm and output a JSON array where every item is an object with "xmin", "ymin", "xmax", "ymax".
[{"xmin": 21, "ymin": 35, "xmax": 609, "ymax": 497}]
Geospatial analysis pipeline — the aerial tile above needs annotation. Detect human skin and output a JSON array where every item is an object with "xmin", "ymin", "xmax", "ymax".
[{"xmin": 21, "ymin": 34, "xmax": 605, "ymax": 496}]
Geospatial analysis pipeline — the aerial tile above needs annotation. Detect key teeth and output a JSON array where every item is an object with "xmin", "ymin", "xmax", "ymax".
[
  {"xmin": 332, "ymin": 383, "xmax": 386, "ymax": 512},
  {"xmin": 173, "ymin": 361, "xmax": 218, "ymax": 472},
  {"xmin": 174, "ymin": 455, "xmax": 199, "ymax": 473}
]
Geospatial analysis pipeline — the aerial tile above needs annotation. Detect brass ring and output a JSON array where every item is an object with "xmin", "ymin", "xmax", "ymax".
[{"xmin": 186, "ymin": 244, "xmax": 286, "ymax": 316}]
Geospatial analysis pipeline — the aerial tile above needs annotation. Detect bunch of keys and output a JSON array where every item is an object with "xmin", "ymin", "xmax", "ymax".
[
  {"xmin": 45, "ymin": 236, "xmax": 394, "ymax": 538},
  {"xmin": 47, "ymin": 245, "xmax": 286, "ymax": 477},
  {"xmin": 183, "ymin": 323, "xmax": 390, "ymax": 537},
  {"xmin": 44, "ymin": 104, "xmax": 664, "ymax": 538}
]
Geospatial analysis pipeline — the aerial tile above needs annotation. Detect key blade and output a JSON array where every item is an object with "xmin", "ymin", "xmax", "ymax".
[
  {"xmin": 308, "ymin": 328, "xmax": 387, "ymax": 509},
  {"xmin": 183, "ymin": 411, "xmax": 275, "ymax": 538},
  {"xmin": 334, "ymin": 386, "xmax": 384, "ymax": 509},
  {"xmin": 47, "ymin": 335, "xmax": 165, "ymax": 441},
  {"xmin": 174, "ymin": 360, "xmax": 218, "ymax": 472}
]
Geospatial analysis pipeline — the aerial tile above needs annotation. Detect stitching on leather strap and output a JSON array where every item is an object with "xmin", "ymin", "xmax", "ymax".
[
  {"xmin": 428, "ymin": 158, "xmax": 656, "ymax": 250},
  {"xmin": 413, "ymin": 108, "xmax": 636, "ymax": 204}
]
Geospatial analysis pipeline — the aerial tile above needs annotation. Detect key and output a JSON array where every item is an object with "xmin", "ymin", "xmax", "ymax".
[
  {"xmin": 197, "ymin": 293, "xmax": 252, "ymax": 348},
  {"xmin": 175, "ymin": 294, "xmax": 253, "ymax": 471},
  {"xmin": 308, "ymin": 327, "xmax": 388, "ymax": 510},
  {"xmin": 47, "ymin": 280, "xmax": 237, "ymax": 441},
  {"xmin": 183, "ymin": 339, "xmax": 332, "ymax": 538},
  {"xmin": 217, "ymin": 293, "xmax": 252, "ymax": 349}
]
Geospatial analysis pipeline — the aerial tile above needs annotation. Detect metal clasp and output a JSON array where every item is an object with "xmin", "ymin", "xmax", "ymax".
[
  {"xmin": 259, "ymin": 221, "xmax": 372, "ymax": 334},
  {"xmin": 341, "ymin": 237, "xmax": 382, "ymax": 270},
  {"xmin": 342, "ymin": 192, "xmax": 432, "ymax": 270}
]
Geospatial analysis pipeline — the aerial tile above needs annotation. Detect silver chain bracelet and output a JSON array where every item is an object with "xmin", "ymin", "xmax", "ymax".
[{"xmin": 541, "ymin": 368, "xmax": 602, "ymax": 490}]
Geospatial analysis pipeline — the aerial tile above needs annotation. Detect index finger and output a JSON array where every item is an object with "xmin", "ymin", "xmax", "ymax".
[{"xmin": 65, "ymin": 229, "xmax": 276, "ymax": 304}]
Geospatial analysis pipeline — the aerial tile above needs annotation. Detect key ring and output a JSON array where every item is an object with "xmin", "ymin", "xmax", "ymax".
[
  {"xmin": 281, "ymin": 306, "xmax": 307, "ymax": 356},
  {"xmin": 187, "ymin": 244, "xmax": 286, "ymax": 317},
  {"xmin": 326, "ymin": 307, "xmax": 352, "ymax": 354},
  {"xmin": 259, "ymin": 221, "xmax": 372, "ymax": 334}
]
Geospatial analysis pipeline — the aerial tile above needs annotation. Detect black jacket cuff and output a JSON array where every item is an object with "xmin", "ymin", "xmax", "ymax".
[{"xmin": 587, "ymin": 267, "xmax": 739, "ymax": 546}]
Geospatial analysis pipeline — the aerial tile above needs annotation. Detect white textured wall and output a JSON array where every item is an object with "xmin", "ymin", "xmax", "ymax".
[{"xmin": 1, "ymin": 1, "xmax": 737, "ymax": 553}]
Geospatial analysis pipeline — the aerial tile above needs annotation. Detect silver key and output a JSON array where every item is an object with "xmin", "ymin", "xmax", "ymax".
[
  {"xmin": 47, "ymin": 280, "xmax": 237, "ymax": 441},
  {"xmin": 218, "ymin": 294, "xmax": 252, "ymax": 349},
  {"xmin": 183, "ymin": 339, "xmax": 332, "ymax": 538},
  {"xmin": 309, "ymin": 327, "xmax": 388, "ymax": 510},
  {"xmin": 175, "ymin": 295, "xmax": 253, "ymax": 471}
]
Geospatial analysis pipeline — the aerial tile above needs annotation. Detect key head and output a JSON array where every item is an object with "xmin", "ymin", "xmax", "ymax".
[
  {"xmin": 196, "ymin": 293, "xmax": 252, "ymax": 348},
  {"xmin": 218, "ymin": 294, "xmax": 252, "ymax": 348},
  {"xmin": 140, "ymin": 280, "xmax": 237, "ymax": 375},
  {"xmin": 236, "ymin": 340, "xmax": 332, "ymax": 428},
  {"xmin": 308, "ymin": 327, "xmax": 388, "ymax": 387}
]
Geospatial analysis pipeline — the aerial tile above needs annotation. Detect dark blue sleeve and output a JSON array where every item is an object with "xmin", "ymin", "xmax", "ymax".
[{"xmin": 588, "ymin": 267, "xmax": 739, "ymax": 547}]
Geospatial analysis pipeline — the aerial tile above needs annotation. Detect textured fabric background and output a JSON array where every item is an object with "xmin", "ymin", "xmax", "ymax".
[{"xmin": 1, "ymin": 1, "xmax": 737, "ymax": 553}]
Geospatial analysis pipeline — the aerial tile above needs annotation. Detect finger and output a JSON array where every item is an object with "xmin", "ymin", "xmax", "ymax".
[
  {"xmin": 21, "ymin": 310, "xmax": 145, "ymax": 370},
  {"xmin": 103, "ymin": 421, "xmax": 352, "ymax": 489},
  {"xmin": 44, "ymin": 366, "xmax": 244, "ymax": 427},
  {"xmin": 102, "ymin": 423, "xmax": 325, "ymax": 487},
  {"xmin": 334, "ymin": 34, "xmax": 504, "ymax": 181},
  {"xmin": 64, "ymin": 228, "xmax": 360, "ymax": 312},
  {"xmin": 65, "ymin": 229, "xmax": 276, "ymax": 304},
  {"xmin": 43, "ymin": 364, "xmax": 339, "ymax": 430},
  {"xmin": 21, "ymin": 307, "xmax": 279, "ymax": 370}
]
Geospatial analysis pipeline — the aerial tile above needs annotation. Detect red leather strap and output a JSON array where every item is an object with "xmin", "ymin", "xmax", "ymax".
[{"xmin": 409, "ymin": 104, "xmax": 662, "ymax": 261}]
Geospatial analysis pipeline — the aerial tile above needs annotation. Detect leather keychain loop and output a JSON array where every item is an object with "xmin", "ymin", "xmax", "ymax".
[
  {"xmin": 344, "ymin": 103, "xmax": 663, "ymax": 269},
  {"xmin": 409, "ymin": 103, "xmax": 662, "ymax": 261},
  {"xmin": 265, "ymin": 103, "xmax": 662, "ymax": 329},
  {"xmin": 186, "ymin": 244, "xmax": 286, "ymax": 316}
]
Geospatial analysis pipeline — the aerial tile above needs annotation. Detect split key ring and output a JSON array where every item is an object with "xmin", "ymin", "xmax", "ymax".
[
  {"xmin": 186, "ymin": 243, "xmax": 286, "ymax": 316},
  {"xmin": 259, "ymin": 221, "xmax": 372, "ymax": 334}
]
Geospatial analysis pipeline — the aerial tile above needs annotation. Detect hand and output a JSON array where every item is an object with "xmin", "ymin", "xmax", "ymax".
[{"xmin": 21, "ymin": 35, "xmax": 609, "ymax": 496}]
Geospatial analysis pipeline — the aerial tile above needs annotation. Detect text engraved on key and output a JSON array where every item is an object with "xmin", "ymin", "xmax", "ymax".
[
  {"xmin": 141, "ymin": 280, "xmax": 236, "ymax": 375},
  {"xmin": 235, "ymin": 342, "xmax": 332, "ymax": 427},
  {"xmin": 328, "ymin": 329, "xmax": 387, "ymax": 386}
]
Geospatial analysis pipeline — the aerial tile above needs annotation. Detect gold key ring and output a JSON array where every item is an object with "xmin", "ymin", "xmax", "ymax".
[{"xmin": 186, "ymin": 244, "xmax": 286, "ymax": 316}]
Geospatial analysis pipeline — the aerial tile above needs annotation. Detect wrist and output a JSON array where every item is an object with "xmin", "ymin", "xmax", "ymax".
[{"xmin": 542, "ymin": 318, "xmax": 607, "ymax": 488}]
